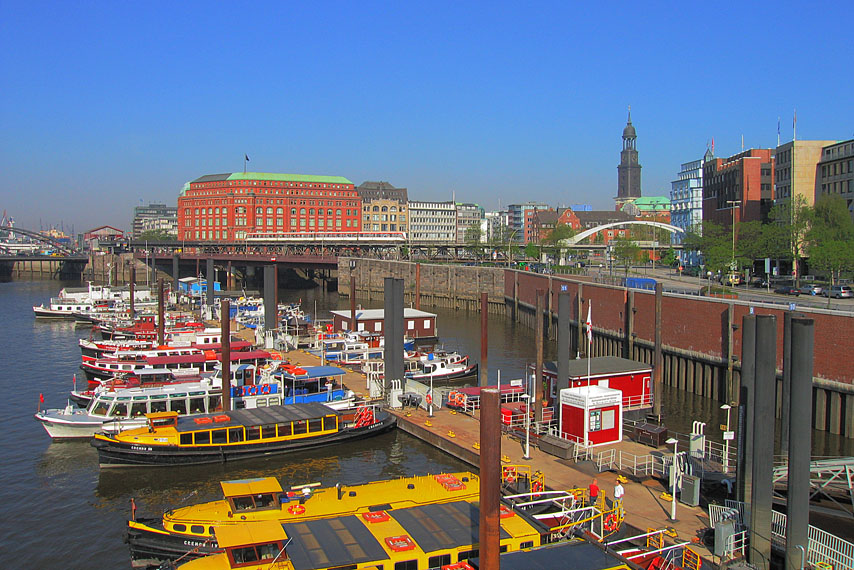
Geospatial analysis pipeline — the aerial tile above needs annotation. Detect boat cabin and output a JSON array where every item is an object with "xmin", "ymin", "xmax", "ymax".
[
  {"xmin": 330, "ymin": 308, "xmax": 437, "ymax": 339},
  {"xmin": 214, "ymin": 521, "xmax": 288, "ymax": 568},
  {"xmin": 220, "ymin": 477, "xmax": 284, "ymax": 514},
  {"xmin": 538, "ymin": 356, "xmax": 653, "ymax": 411}
]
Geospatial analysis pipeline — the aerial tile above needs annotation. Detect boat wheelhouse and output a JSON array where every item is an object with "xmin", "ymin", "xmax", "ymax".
[
  {"xmin": 272, "ymin": 365, "xmax": 355, "ymax": 407},
  {"xmin": 91, "ymin": 403, "xmax": 395, "ymax": 467}
]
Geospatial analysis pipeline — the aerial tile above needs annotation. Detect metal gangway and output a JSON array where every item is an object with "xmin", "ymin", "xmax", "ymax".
[
  {"xmin": 772, "ymin": 456, "xmax": 854, "ymax": 518},
  {"xmin": 708, "ymin": 499, "xmax": 854, "ymax": 570}
]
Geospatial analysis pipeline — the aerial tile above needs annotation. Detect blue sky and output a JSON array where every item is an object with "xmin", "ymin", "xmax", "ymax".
[{"xmin": 2, "ymin": 1, "xmax": 852, "ymax": 233}]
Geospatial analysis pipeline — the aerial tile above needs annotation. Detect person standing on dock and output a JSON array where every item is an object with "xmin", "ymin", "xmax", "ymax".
[
  {"xmin": 588, "ymin": 478, "xmax": 599, "ymax": 506},
  {"xmin": 614, "ymin": 481, "xmax": 624, "ymax": 506}
]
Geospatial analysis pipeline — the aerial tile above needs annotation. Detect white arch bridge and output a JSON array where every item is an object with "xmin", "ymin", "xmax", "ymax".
[{"xmin": 563, "ymin": 221, "xmax": 686, "ymax": 246}]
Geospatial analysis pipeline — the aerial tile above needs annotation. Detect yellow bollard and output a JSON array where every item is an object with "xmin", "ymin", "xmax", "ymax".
[
  {"xmin": 447, "ymin": 430, "xmax": 456, "ymax": 438},
  {"xmin": 472, "ymin": 442, "xmax": 480, "ymax": 450}
]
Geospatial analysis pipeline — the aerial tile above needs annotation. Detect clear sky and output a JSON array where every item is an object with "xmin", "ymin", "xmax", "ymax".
[{"xmin": 2, "ymin": 1, "xmax": 852, "ymax": 233}]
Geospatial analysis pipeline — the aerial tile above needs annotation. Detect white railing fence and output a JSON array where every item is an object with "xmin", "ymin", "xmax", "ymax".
[{"xmin": 708, "ymin": 500, "xmax": 854, "ymax": 570}]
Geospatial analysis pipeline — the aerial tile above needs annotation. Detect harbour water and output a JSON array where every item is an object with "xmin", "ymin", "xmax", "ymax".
[{"xmin": 1, "ymin": 279, "xmax": 850, "ymax": 568}]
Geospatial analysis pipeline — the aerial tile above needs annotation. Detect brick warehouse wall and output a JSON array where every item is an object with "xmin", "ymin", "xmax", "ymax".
[{"xmin": 343, "ymin": 259, "xmax": 853, "ymax": 437}]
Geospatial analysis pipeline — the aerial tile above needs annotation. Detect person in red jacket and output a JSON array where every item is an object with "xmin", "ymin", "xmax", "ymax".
[{"xmin": 588, "ymin": 478, "xmax": 599, "ymax": 506}]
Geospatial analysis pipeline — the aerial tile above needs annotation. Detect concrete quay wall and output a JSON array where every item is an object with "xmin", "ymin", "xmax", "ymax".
[{"xmin": 341, "ymin": 259, "xmax": 854, "ymax": 439}]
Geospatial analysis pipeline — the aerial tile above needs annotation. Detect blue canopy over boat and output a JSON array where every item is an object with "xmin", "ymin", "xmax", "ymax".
[{"xmin": 282, "ymin": 366, "xmax": 347, "ymax": 379}]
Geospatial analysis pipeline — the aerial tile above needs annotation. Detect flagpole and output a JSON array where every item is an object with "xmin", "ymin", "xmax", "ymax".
[{"xmin": 586, "ymin": 302, "xmax": 592, "ymax": 388}]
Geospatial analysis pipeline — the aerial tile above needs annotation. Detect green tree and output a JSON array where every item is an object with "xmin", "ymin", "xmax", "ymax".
[
  {"xmin": 806, "ymin": 195, "xmax": 854, "ymax": 285},
  {"xmin": 464, "ymin": 226, "xmax": 484, "ymax": 259},
  {"xmin": 543, "ymin": 223, "xmax": 576, "ymax": 263},
  {"xmin": 524, "ymin": 241, "xmax": 540, "ymax": 260},
  {"xmin": 660, "ymin": 248, "xmax": 678, "ymax": 267},
  {"xmin": 683, "ymin": 221, "xmax": 732, "ymax": 274},
  {"xmin": 138, "ymin": 229, "xmax": 175, "ymax": 241},
  {"xmin": 611, "ymin": 236, "xmax": 640, "ymax": 277},
  {"xmin": 767, "ymin": 195, "xmax": 811, "ymax": 285}
]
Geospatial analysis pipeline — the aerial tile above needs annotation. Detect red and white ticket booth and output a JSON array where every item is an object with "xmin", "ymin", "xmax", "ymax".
[{"xmin": 558, "ymin": 385, "xmax": 623, "ymax": 447}]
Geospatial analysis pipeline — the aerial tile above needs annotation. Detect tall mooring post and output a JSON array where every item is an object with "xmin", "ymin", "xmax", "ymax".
[
  {"xmin": 653, "ymin": 283, "xmax": 663, "ymax": 418},
  {"xmin": 557, "ymin": 292, "xmax": 571, "ymax": 391},
  {"xmin": 172, "ymin": 254, "xmax": 179, "ymax": 293},
  {"xmin": 749, "ymin": 314, "xmax": 776, "ymax": 570},
  {"xmin": 263, "ymin": 265, "xmax": 277, "ymax": 334},
  {"xmin": 129, "ymin": 266, "xmax": 136, "ymax": 317},
  {"xmin": 737, "ymin": 315, "xmax": 756, "ymax": 505},
  {"xmin": 383, "ymin": 278, "xmax": 404, "ymax": 395},
  {"xmin": 780, "ymin": 311, "xmax": 794, "ymax": 455},
  {"xmin": 478, "ymin": 387, "xmax": 500, "ymax": 570},
  {"xmin": 576, "ymin": 283, "xmax": 584, "ymax": 358},
  {"xmin": 785, "ymin": 317, "xmax": 813, "ymax": 570},
  {"xmin": 480, "ymin": 293, "xmax": 488, "ymax": 386},
  {"xmin": 220, "ymin": 299, "xmax": 231, "ymax": 413},
  {"xmin": 414, "ymin": 263, "xmax": 421, "ymax": 310},
  {"xmin": 535, "ymin": 289, "xmax": 544, "ymax": 418},
  {"xmin": 157, "ymin": 279, "xmax": 165, "ymax": 346},
  {"xmin": 206, "ymin": 258, "xmax": 215, "ymax": 308}
]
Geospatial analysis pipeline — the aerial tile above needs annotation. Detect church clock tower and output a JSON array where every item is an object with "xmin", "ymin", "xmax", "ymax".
[{"xmin": 616, "ymin": 107, "xmax": 642, "ymax": 210}]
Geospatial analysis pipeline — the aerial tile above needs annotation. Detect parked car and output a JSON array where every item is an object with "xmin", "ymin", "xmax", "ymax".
[
  {"xmin": 823, "ymin": 285, "xmax": 854, "ymax": 299},
  {"xmin": 774, "ymin": 285, "xmax": 800, "ymax": 296},
  {"xmin": 799, "ymin": 285, "xmax": 824, "ymax": 296},
  {"xmin": 751, "ymin": 277, "xmax": 769, "ymax": 288}
]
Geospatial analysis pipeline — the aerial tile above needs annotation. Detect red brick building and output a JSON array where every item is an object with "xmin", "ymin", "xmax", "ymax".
[
  {"xmin": 702, "ymin": 149, "xmax": 775, "ymax": 228},
  {"xmin": 178, "ymin": 172, "xmax": 361, "ymax": 241}
]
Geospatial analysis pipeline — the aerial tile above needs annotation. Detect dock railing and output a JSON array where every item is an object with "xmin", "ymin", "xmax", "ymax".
[{"xmin": 708, "ymin": 500, "xmax": 854, "ymax": 570}]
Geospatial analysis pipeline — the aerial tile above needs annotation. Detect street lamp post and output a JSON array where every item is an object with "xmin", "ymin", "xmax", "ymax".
[
  {"xmin": 721, "ymin": 404, "xmax": 732, "ymax": 473},
  {"xmin": 522, "ymin": 382, "xmax": 531, "ymax": 460},
  {"xmin": 666, "ymin": 437, "xmax": 679, "ymax": 521},
  {"xmin": 726, "ymin": 200, "xmax": 741, "ymax": 277}
]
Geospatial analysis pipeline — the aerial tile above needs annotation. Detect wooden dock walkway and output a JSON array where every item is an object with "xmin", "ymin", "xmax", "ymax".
[{"xmin": 262, "ymin": 344, "xmax": 716, "ymax": 562}]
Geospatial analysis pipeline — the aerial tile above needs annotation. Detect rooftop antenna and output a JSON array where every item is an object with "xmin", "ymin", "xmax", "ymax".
[{"xmin": 777, "ymin": 117, "xmax": 781, "ymax": 147}]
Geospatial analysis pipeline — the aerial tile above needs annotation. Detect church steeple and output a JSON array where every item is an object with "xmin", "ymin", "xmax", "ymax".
[{"xmin": 616, "ymin": 106, "xmax": 642, "ymax": 208}]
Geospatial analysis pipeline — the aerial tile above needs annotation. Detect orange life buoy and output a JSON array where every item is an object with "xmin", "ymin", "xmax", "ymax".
[
  {"xmin": 261, "ymin": 384, "xmax": 271, "ymax": 395},
  {"xmin": 499, "ymin": 504, "xmax": 515, "ymax": 518},
  {"xmin": 288, "ymin": 504, "xmax": 306, "ymax": 516},
  {"xmin": 503, "ymin": 466, "xmax": 516, "ymax": 484},
  {"xmin": 426, "ymin": 393, "xmax": 433, "ymax": 405},
  {"xmin": 603, "ymin": 513, "xmax": 618, "ymax": 532},
  {"xmin": 532, "ymin": 480, "xmax": 543, "ymax": 494}
]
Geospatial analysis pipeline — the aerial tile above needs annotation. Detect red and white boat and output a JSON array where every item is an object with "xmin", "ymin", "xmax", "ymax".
[
  {"xmin": 79, "ymin": 328, "xmax": 252, "ymax": 362},
  {"xmin": 79, "ymin": 348, "xmax": 272, "ymax": 386}
]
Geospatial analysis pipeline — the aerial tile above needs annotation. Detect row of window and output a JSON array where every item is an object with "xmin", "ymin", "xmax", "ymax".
[
  {"xmin": 821, "ymin": 180, "xmax": 853, "ymax": 194},
  {"xmin": 821, "ymin": 160, "xmax": 854, "ymax": 177},
  {"xmin": 177, "ymin": 416, "xmax": 337, "ymax": 446}
]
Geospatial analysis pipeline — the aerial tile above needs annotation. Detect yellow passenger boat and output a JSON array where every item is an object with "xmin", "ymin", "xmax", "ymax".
[
  {"xmin": 91, "ymin": 403, "xmax": 395, "ymax": 468},
  {"xmin": 128, "ymin": 472, "xmax": 481, "ymax": 568}
]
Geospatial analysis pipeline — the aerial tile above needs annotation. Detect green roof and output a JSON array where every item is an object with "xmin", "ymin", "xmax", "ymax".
[
  {"xmin": 631, "ymin": 196, "xmax": 670, "ymax": 211},
  {"xmin": 226, "ymin": 172, "xmax": 353, "ymax": 185}
]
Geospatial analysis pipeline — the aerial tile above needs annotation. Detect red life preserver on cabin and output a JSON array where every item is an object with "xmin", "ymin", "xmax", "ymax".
[
  {"xmin": 361, "ymin": 511, "xmax": 390, "ymax": 523},
  {"xmin": 261, "ymin": 384, "xmax": 271, "ymax": 395},
  {"xmin": 326, "ymin": 324, "xmax": 333, "ymax": 333},
  {"xmin": 288, "ymin": 504, "xmax": 306, "ymax": 516},
  {"xmin": 384, "ymin": 535, "xmax": 416, "ymax": 552}
]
